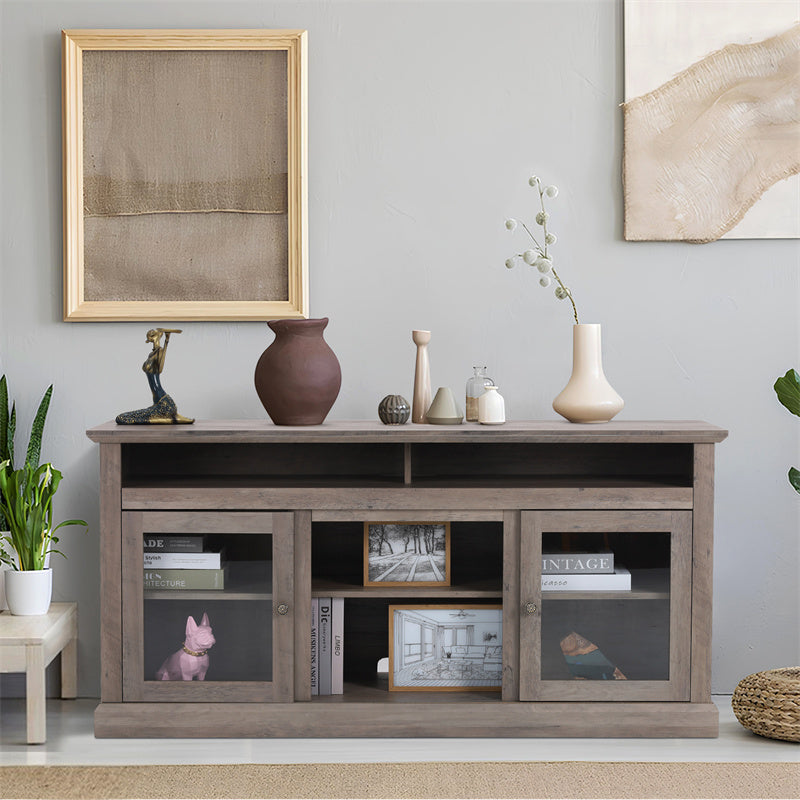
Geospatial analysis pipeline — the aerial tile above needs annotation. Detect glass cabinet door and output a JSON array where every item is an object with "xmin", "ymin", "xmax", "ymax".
[
  {"xmin": 122, "ymin": 511, "xmax": 293, "ymax": 702},
  {"xmin": 519, "ymin": 511, "xmax": 691, "ymax": 701}
]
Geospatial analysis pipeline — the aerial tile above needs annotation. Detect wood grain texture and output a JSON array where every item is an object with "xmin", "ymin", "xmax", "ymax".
[
  {"xmin": 521, "ymin": 511, "xmax": 693, "ymax": 703},
  {"xmin": 121, "ymin": 512, "xmax": 143, "ymax": 702},
  {"xmin": 670, "ymin": 511, "xmax": 693, "ymax": 701},
  {"xmin": 293, "ymin": 510, "xmax": 311, "ymax": 701},
  {"xmin": 313, "ymin": 510, "xmax": 505, "ymax": 522},
  {"xmin": 691, "ymin": 443, "xmax": 716, "ymax": 703},
  {"xmin": 94, "ymin": 700, "xmax": 719, "ymax": 738},
  {"xmin": 272, "ymin": 513, "xmax": 295, "ymax": 702},
  {"xmin": 139, "ymin": 511, "xmax": 275, "ymax": 533},
  {"xmin": 25, "ymin": 645, "xmax": 46, "ymax": 743},
  {"xmin": 123, "ymin": 511, "xmax": 286, "ymax": 703},
  {"xmin": 88, "ymin": 419, "xmax": 723, "ymax": 738},
  {"xmin": 99, "ymin": 444, "xmax": 122, "ymax": 702},
  {"xmin": 0, "ymin": 604, "xmax": 76, "ymax": 744},
  {"xmin": 518, "ymin": 512, "xmax": 541, "ymax": 701},
  {"xmin": 87, "ymin": 419, "xmax": 729, "ymax": 444},
  {"xmin": 122, "ymin": 486, "xmax": 693, "ymax": 511},
  {"xmin": 502, "ymin": 511, "xmax": 520, "ymax": 701}
]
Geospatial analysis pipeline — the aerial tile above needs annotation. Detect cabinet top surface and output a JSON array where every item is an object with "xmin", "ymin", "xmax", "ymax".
[{"xmin": 86, "ymin": 419, "xmax": 728, "ymax": 444}]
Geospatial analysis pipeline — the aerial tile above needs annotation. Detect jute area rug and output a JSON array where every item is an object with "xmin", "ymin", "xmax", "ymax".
[{"xmin": 1, "ymin": 761, "xmax": 798, "ymax": 800}]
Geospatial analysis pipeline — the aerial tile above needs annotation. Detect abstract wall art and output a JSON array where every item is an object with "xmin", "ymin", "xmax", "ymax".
[
  {"xmin": 62, "ymin": 30, "xmax": 308, "ymax": 321},
  {"xmin": 623, "ymin": 1, "xmax": 800, "ymax": 242}
]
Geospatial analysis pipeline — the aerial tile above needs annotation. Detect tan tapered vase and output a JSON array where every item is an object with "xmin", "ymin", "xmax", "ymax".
[
  {"xmin": 552, "ymin": 324, "xmax": 624, "ymax": 423},
  {"xmin": 411, "ymin": 330, "xmax": 432, "ymax": 424}
]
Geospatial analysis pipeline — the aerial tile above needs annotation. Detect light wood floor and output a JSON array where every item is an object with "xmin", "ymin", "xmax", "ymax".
[{"xmin": 0, "ymin": 697, "xmax": 797, "ymax": 764}]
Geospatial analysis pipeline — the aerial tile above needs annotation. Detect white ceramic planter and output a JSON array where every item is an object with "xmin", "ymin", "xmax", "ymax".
[
  {"xmin": 4, "ymin": 568, "xmax": 53, "ymax": 615},
  {"xmin": 552, "ymin": 324, "xmax": 624, "ymax": 423}
]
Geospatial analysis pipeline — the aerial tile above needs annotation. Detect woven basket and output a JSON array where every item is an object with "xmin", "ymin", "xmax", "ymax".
[{"xmin": 732, "ymin": 667, "xmax": 800, "ymax": 742}]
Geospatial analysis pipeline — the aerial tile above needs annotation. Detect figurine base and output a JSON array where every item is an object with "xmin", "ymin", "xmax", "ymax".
[{"xmin": 116, "ymin": 394, "xmax": 194, "ymax": 425}]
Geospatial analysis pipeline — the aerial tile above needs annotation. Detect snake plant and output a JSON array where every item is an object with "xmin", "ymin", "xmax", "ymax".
[{"xmin": 773, "ymin": 368, "xmax": 800, "ymax": 494}]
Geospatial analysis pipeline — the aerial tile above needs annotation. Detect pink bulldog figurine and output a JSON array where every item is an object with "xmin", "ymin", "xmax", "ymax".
[{"xmin": 156, "ymin": 613, "xmax": 215, "ymax": 681}]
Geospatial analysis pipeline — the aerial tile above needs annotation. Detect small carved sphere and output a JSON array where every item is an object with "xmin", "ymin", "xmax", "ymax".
[{"xmin": 378, "ymin": 394, "xmax": 411, "ymax": 425}]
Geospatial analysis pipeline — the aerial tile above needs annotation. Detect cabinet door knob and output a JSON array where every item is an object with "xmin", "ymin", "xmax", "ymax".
[
  {"xmin": 525, "ymin": 602, "xmax": 537, "ymax": 615},
  {"xmin": 276, "ymin": 603, "xmax": 290, "ymax": 616}
]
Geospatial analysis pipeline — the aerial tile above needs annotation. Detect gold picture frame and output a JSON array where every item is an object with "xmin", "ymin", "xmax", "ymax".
[
  {"xmin": 62, "ymin": 29, "xmax": 308, "ymax": 321},
  {"xmin": 364, "ymin": 522, "xmax": 451, "ymax": 588},
  {"xmin": 388, "ymin": 605, "xmax": 503, "ymax": 692}
]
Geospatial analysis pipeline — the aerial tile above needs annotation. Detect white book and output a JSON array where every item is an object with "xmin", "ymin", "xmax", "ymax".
[
  {"xmin": 317, "ymin": 597, "xmax": 332, "ymax": 695},
  {"xmin": 310, "ymin": 598, "xmax": 319, "ymax": 696},
  {"xmin": 331, "ymin": 597, "xmax": 344, "ymax": 695},
  {"xmin": 541, "ymin": 566, "xmax": 631, "ymax": 592},
  {"xmin": 143, "ymin": 551, "xmax": 223, "ymax": 569}
]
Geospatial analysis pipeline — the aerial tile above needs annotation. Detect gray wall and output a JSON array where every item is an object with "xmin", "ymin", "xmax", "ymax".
[{"xmin": 1, "ymin": 0, "xmax": 797, "ymax": 697}]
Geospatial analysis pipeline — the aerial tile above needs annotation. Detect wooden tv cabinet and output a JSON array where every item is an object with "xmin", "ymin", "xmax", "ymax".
[{"xmin": 86, "ymin": 420, "xmax": 727, "ymax": 738}]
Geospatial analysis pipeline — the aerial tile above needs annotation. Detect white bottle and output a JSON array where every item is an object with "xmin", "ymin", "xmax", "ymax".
[{"xmin": 478, "ymin": 385, "xmax": 505, "ymax": 425}]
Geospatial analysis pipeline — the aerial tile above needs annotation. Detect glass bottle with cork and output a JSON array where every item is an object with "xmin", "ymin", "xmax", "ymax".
[{"xmin": 465, "ymin": 366, "xmax": 494, "ymax": 422}]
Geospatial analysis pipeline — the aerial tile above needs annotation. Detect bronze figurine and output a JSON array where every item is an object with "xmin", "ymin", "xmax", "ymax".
[{"xmin": 116, "ymin": 329, "xmax": 194, "ymax": 424}]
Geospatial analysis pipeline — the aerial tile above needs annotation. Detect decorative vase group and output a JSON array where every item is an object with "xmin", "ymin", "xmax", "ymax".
[
  {"xmin": 553, "ymin": 324, "xmax": 623, "ymax": 423},
  {"xmin": 254, "ymin": 318, "xmax": 342, "ymax": 426}
]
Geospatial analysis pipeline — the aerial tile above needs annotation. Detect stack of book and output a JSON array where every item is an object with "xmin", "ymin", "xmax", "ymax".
[
  {"xmin": 540, "ymin": 551, "xmax": 631, "ymax": 591},
  {"xmin": 310, "ymin": 597, "xmax": 344, "ymax": 695},
  {"xmin": 143, "ymin": 535, "xmax": 227, "ymax": 590}
]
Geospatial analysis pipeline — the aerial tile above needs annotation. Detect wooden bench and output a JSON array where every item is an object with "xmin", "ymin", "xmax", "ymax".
[{"xmin": 0, "ymin": 602, "xmax": 78, "ymax": 743}]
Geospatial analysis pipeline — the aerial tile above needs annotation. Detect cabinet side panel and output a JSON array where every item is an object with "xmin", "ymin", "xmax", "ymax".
[
  {"xmin": 294, "ymin": 510, "xmax": 311, "ymax": 701},
  {"xmin": 99, "ymin": 443, "xmax": 122, "ymax": 701},
  {"xmin": 691, "ymin": 444, "xmax": 715, "ymax": 702}
]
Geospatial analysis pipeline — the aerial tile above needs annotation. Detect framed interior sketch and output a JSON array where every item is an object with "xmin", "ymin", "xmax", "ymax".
[
  {"xmin": 62, "ymin": 29, "xmax": 308, "ymax": 321},
  {"xmin": 388, "ymin": 605, "xmax": 502, "ymax": 691},
  {"xmin": 364, "ymin": 522, "xmax": 450, "ymax": 588}
]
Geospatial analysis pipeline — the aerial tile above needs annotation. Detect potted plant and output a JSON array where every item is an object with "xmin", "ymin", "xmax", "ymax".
[
  {"xmin": 0, "ymin": 376, "xmax": 86, "ymax": 615},
  {"xmin": 774, "ymin": 369, "xmax": 800, "ymax": 494}
]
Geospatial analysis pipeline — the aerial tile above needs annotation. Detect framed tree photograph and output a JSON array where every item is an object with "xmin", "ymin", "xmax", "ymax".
[
  {"xmin": 62, "ymin": 29, "xmax": 308, "ymax": 321},
  {"xmin": 388, "ymin": 605, "xmax": 502, "ymax": 691},
  {"xmin": 364, "ymin": 522, "xmax": 450, "ymax": 588}
]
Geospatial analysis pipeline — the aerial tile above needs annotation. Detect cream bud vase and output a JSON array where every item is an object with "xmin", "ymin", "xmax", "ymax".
[{"xmin": 553, "ymin": 324, "xmax": 623, "ymax": 423}]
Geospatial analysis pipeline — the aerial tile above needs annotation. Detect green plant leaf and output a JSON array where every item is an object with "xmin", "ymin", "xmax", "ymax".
[
  {"xmin": 25, "ymin": 385, "xmax": 52, "ymax": 469},
  {"xmin": 790, "ymin": 467, "xmax": 800, "ymax": 494},
  {"xmin": 7, "ymin": 403, "xmax": 15, "ymax": 466},
  {"xmin": 0, "ymin": 375, "xmax": 9, "ymax": 463},
  {"xmin": 774, "ymin": 369, "xmax": 800, "ymax": 418}
]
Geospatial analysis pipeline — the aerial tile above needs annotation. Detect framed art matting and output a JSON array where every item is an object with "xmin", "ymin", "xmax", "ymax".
[{"xmin": 62, "ymin": 29, "xmax": 308, "ymax": 321}]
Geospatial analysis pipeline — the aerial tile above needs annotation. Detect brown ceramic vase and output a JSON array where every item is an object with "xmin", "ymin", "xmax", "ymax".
[{"xmin": 254, "ymin": 318, "xmax": 342, "ymax": 425}]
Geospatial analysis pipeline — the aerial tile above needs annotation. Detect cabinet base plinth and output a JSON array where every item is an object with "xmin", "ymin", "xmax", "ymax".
[{"xmin": 94, "ymin": 701, "xmax": 719, "ymax": 739}]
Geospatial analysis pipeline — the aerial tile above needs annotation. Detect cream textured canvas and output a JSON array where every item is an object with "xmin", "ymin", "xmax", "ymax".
[
  {"xmin": 623, "ymin": 0, "xmax": 800, "ymax": 242},
  {"xmin": 82, "ymin": 49, "xmax": 289, "ymax": 302}
]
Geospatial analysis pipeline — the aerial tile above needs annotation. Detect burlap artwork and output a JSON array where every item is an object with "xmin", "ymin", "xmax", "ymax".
[{"xmin": 82, "ymin": 49, "xmax": 289, "ymax": 302}]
